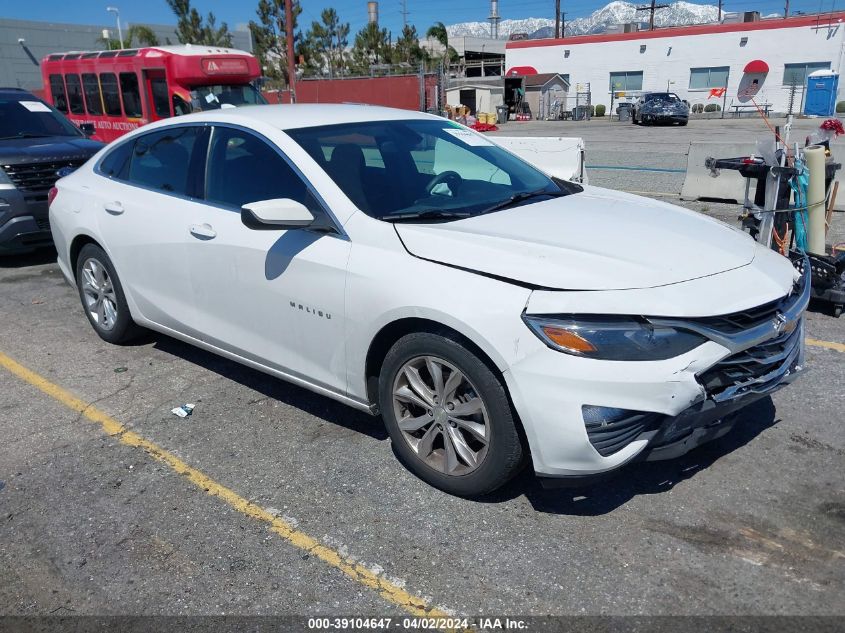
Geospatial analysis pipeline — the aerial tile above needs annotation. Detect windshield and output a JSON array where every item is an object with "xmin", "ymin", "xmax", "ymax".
[
  {"xmin": 645, "ymin": 93, "xmax": 682, "ymax": 104},
  {"xmin": 0, "ymin": 98, "xmax": 82, "ymax": 140},
  {"xmin": 189, "ymin": 84, "xmax": 267, "ymax": 111},
  {"xmin": 287, "ymin": 119, "xmax": 570, "ymax": 220}
]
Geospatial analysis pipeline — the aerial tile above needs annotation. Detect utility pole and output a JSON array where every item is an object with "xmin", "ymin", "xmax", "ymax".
[
  {"xmin": 784, "ymin": 0, "xmax": 790, "ymax": 18},
  {"xmin": 718, "ymin": 0, "xmax": 723, "ymax": 21},
  {"xmin": 285, "ymin": 0, "xmax": 296, "ymax": 103},
  {"xmin": 401, "ymin": 0, "xmax": 409, "ymax": 28},
  {"xmin": 561, "ymin": 11, "xmax": 566, "ymax": 37},
  {"xmin": 636, "ymin": 0, "xmax": 669, "ymax": 31},
  {"xmin": 555, "ymin": 0, "xmax": 561, "ymax": 38}
]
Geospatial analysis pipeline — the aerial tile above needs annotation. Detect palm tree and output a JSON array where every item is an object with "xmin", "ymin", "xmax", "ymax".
[
  {"xmin": 425, "ymin": 21, "xmax": 458, "ymax": 64},
  {"xmin": 99, "ymin": 24, "xmax": 160, "ymax": 50}
]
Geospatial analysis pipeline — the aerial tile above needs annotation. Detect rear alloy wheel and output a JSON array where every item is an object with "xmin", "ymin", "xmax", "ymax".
[
  {"xmin": 75, "ymin": 243, "xmax": 139, "ymax": 344},
  {"xmin": 379, "ymin": 332, "xmax": 525, "ymax": 496}
]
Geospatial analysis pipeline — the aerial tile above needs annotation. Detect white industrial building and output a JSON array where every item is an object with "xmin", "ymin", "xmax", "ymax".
[{"xmin": 505, "ymin": 12, "xmax": 845, "ymax": 115}]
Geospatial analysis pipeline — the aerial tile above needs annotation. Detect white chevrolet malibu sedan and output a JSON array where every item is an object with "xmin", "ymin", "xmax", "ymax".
[{"xmin": 49, "ymin": 104, "xmax": 809, "ymax": 496}]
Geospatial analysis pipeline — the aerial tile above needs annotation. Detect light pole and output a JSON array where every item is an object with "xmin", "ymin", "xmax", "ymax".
[{"xmin": 106, "ymin": 6, "xmax": 124, "ymax": 49}]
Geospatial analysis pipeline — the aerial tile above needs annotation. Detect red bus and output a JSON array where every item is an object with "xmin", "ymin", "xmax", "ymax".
[{"xmin": 41, "ymin": 45, "xmax": 264, "ymax": 142}]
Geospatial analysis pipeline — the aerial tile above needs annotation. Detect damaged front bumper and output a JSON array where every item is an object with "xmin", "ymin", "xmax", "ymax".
[{"xmin": 505, "ymin": 262, "xmax": 811, "ymax": 486}]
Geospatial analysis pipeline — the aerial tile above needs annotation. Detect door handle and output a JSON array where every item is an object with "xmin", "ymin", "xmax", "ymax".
[
  {"xmin": 104, "ymin": 201, "xmax": 124, "ymax": 215},
  {"xmin": 189, "ymin": 223, "xmax": 217, "ymax": 240}
]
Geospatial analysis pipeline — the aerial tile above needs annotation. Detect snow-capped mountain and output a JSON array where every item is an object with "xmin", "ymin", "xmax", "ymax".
[{"xmin": 446, "ymin": 1, "xmax": 721, "ymax": 39}]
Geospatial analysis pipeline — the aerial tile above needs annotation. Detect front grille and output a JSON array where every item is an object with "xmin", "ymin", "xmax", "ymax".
[
  {"xmin": 698, "ymin": 323, "xmax": 803, "ymax": 402},
  {"xmin": 582, "ymin": 407, "xmax": 665, "ymax": 457},
  {"xmin": 692, "ymin": 297, "xmax": 786, "ymax": 334},
  {"xmin": 1, "ymin": 160, "xmax": 86, "ymax": 193}
]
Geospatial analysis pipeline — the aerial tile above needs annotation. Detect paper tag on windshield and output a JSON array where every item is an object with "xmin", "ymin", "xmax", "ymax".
[
  {"xmin": 443, "ymin": 128, "xmax": 494, "ymax": 147},
  {"xmin": 20, "ymin": 100, "xmax": 52, "ymax": 113},
  {"xmin": 205, "ymin": 93, "xmax": 217, "ymax": 104}
]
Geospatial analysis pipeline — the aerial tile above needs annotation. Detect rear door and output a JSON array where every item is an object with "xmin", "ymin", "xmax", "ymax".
[{"xmin": 93, "ymin": 125, "xmax": 208, "ymax": 336}]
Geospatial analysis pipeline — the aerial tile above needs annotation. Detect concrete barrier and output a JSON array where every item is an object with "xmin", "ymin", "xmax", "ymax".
[{"xmin": 681, "ymin": 141, "xmax": 845, "ymax": 209}]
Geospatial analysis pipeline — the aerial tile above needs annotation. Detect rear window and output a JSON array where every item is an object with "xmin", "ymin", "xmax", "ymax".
[{"xmin": 126, "ymin": 127, "xmax": 205, "ymax": 195}]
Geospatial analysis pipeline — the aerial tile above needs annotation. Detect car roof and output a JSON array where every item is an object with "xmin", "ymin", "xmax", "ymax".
[
  {"xmin": 0, "ymin": 87, "xmax": 37, "ymax": 100},
  {"xmin": 164, "ymin": 103, "xmax": 436, "ymax": 131}
]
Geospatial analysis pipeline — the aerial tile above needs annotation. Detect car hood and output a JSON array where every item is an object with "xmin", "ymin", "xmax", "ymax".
[
  {"xmin": 394, "ymin": 186, "xmax": 758, "ymax": 291},
  {"xmin": 0, "ymin": 136, "xmax": 104, "ymax": 164}
]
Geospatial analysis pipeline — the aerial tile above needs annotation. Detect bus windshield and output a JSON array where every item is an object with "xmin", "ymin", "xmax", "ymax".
[{"xmin": 189, "ymin": 84, "xmax": 266, "ymax": 110}]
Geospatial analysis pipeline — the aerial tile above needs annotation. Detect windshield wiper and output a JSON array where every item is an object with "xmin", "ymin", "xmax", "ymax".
[
  {"xmin": 0, "ymin": 132, "xmax": 54, "ymax": 140},
  {"xmin": 383, "ymin": 209, "xmax": 472, "ymax": 222},
  {"xmin": 479, "ymin": 188, "xmax": 568, "ymax": 215}
]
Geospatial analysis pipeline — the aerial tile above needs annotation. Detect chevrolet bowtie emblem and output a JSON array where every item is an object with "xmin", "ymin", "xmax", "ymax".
[{"xmin": 773, "ymin": 312, "xmax": 795, "ymax": 335}]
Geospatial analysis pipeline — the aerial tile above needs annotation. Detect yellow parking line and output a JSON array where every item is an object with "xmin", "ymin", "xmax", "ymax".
[
  {"xmin": 806, "ymin": 338, "xmax": 845, "ymax": 353},
  {"xmin": 0, "ymin": 350, "xmax": 449, "ymax": 618}
]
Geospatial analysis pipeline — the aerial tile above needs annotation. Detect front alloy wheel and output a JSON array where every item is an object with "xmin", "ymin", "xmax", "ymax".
[
  {"xmin": 379, "ymin": 331, "xmax": 525, "ymax": 496},
  {"xmin": 392, "ymin": 355, "xmax": 490, "ymax": 475}
]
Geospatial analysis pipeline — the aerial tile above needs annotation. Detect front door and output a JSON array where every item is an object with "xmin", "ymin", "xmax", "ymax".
[
  {"xmin": 184, "ymin": 125, "xmax": 351, "ymax": 393},
  {"xmin": 142, "ymin": 69, "xmax": 171, "ymax": 121}
]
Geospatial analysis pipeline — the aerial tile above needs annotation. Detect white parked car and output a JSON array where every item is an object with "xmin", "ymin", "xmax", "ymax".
[{"xmin": 49, "ymin": 105, "xmax": 809, "ymax": 496}]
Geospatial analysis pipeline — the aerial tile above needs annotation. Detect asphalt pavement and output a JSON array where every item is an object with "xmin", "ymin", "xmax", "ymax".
[{"xmin": 1, "ymin": 118, "xmax": 843, "ymax": 623}]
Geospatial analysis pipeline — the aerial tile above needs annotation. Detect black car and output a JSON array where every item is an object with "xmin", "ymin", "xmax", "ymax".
[
  {"xmin": 632, "ymin": 92, "xmax": 689, "ymax": 126},
  {"xmin": 0, "ymin": 88, "xmax": 103, "ymax": 254}
]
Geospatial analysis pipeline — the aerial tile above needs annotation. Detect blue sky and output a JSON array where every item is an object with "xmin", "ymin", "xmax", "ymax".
[{"xmin": 4, "ymin": 0, "xmax": 839, "ymax": 40}]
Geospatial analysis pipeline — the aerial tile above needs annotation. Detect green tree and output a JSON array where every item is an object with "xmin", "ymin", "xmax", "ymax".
[
  {"xmin": 351, "ymin": 21, "xmax": 390, "ymax": 72},
  {"xmin": 166, "ymin": 0, "xmax": 233, "ymax": 47},
  {"xmin": 99, "ymin": 24, "xmax": 160, "ymax": 50},
  {"xmin": 249, "ymin": 0, "xmax": 302, "ymax": 86},
  {"xmin": 305, "ymin": 8, "xmax": 350, "ymax": 78},
  {"xmin": 394, "ymin": 24, "xmax": 423, "ymax": 66}
]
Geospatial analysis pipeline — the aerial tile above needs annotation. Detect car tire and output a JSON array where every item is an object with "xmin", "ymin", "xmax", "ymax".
[
  {"xmin": 680, "ymin": 120, "xmax": 689, "ymax": 126},
  {"xmin": 75, "ymin": 243, "xmax": 139, "ymax": 344},
  {"xmin": 378, "ymin": 331, "xmax": 525, "ymax": 496}
]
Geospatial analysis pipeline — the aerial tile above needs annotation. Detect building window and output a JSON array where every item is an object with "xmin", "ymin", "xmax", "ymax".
[
  {"xmin": 783, "ymin": 62, "xmax": 831, "ymax": 86},
  {"xmin": 609, "ymin": 71, "xmax": 643, "ymax": 92},
  {"xmin": 689, "ymin": 66, "xmax": 729, "ymax": 90}
]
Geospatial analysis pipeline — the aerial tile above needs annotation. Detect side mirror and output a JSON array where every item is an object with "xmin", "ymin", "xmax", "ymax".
[
  {"xmin": 79, "ymin": 123, "xmax": 96, "ymax": 137},
  {"xmin": 241, "ymin": 198, "xmax": 315, "ymax": 230}
]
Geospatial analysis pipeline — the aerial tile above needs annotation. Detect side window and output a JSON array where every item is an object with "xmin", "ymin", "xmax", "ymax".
[
  {"xmin": 65, "ymin": 74, "xmax": 84, "ymax": 115},
  {"xmin": 82, "ymin": 73, "xmax": 103, "ymax": 115},
  {"xmin": 119, "ymin": 73, "xmax": 142, "ymax": 118},
  {"xmin": 206, "ymin": 127, "xmax": 314, "ymax": 210},
  {"xmin": 100, "ymin": 73, "xmax": 122, "ymax": 116},
  {"xmin": 150, "ymin": 78, "xmax": 171, "ymax": 118},
  {"xmin": 49, "ymin": 75, "xmax": 68, "ymax": 113},
  {"xmin": 98, "ymin": 141, "xmax": 133, "ymax": 179},
  {"xmin": 127, "ymin": 127, "xmax": 204, "ymax": 195}
]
